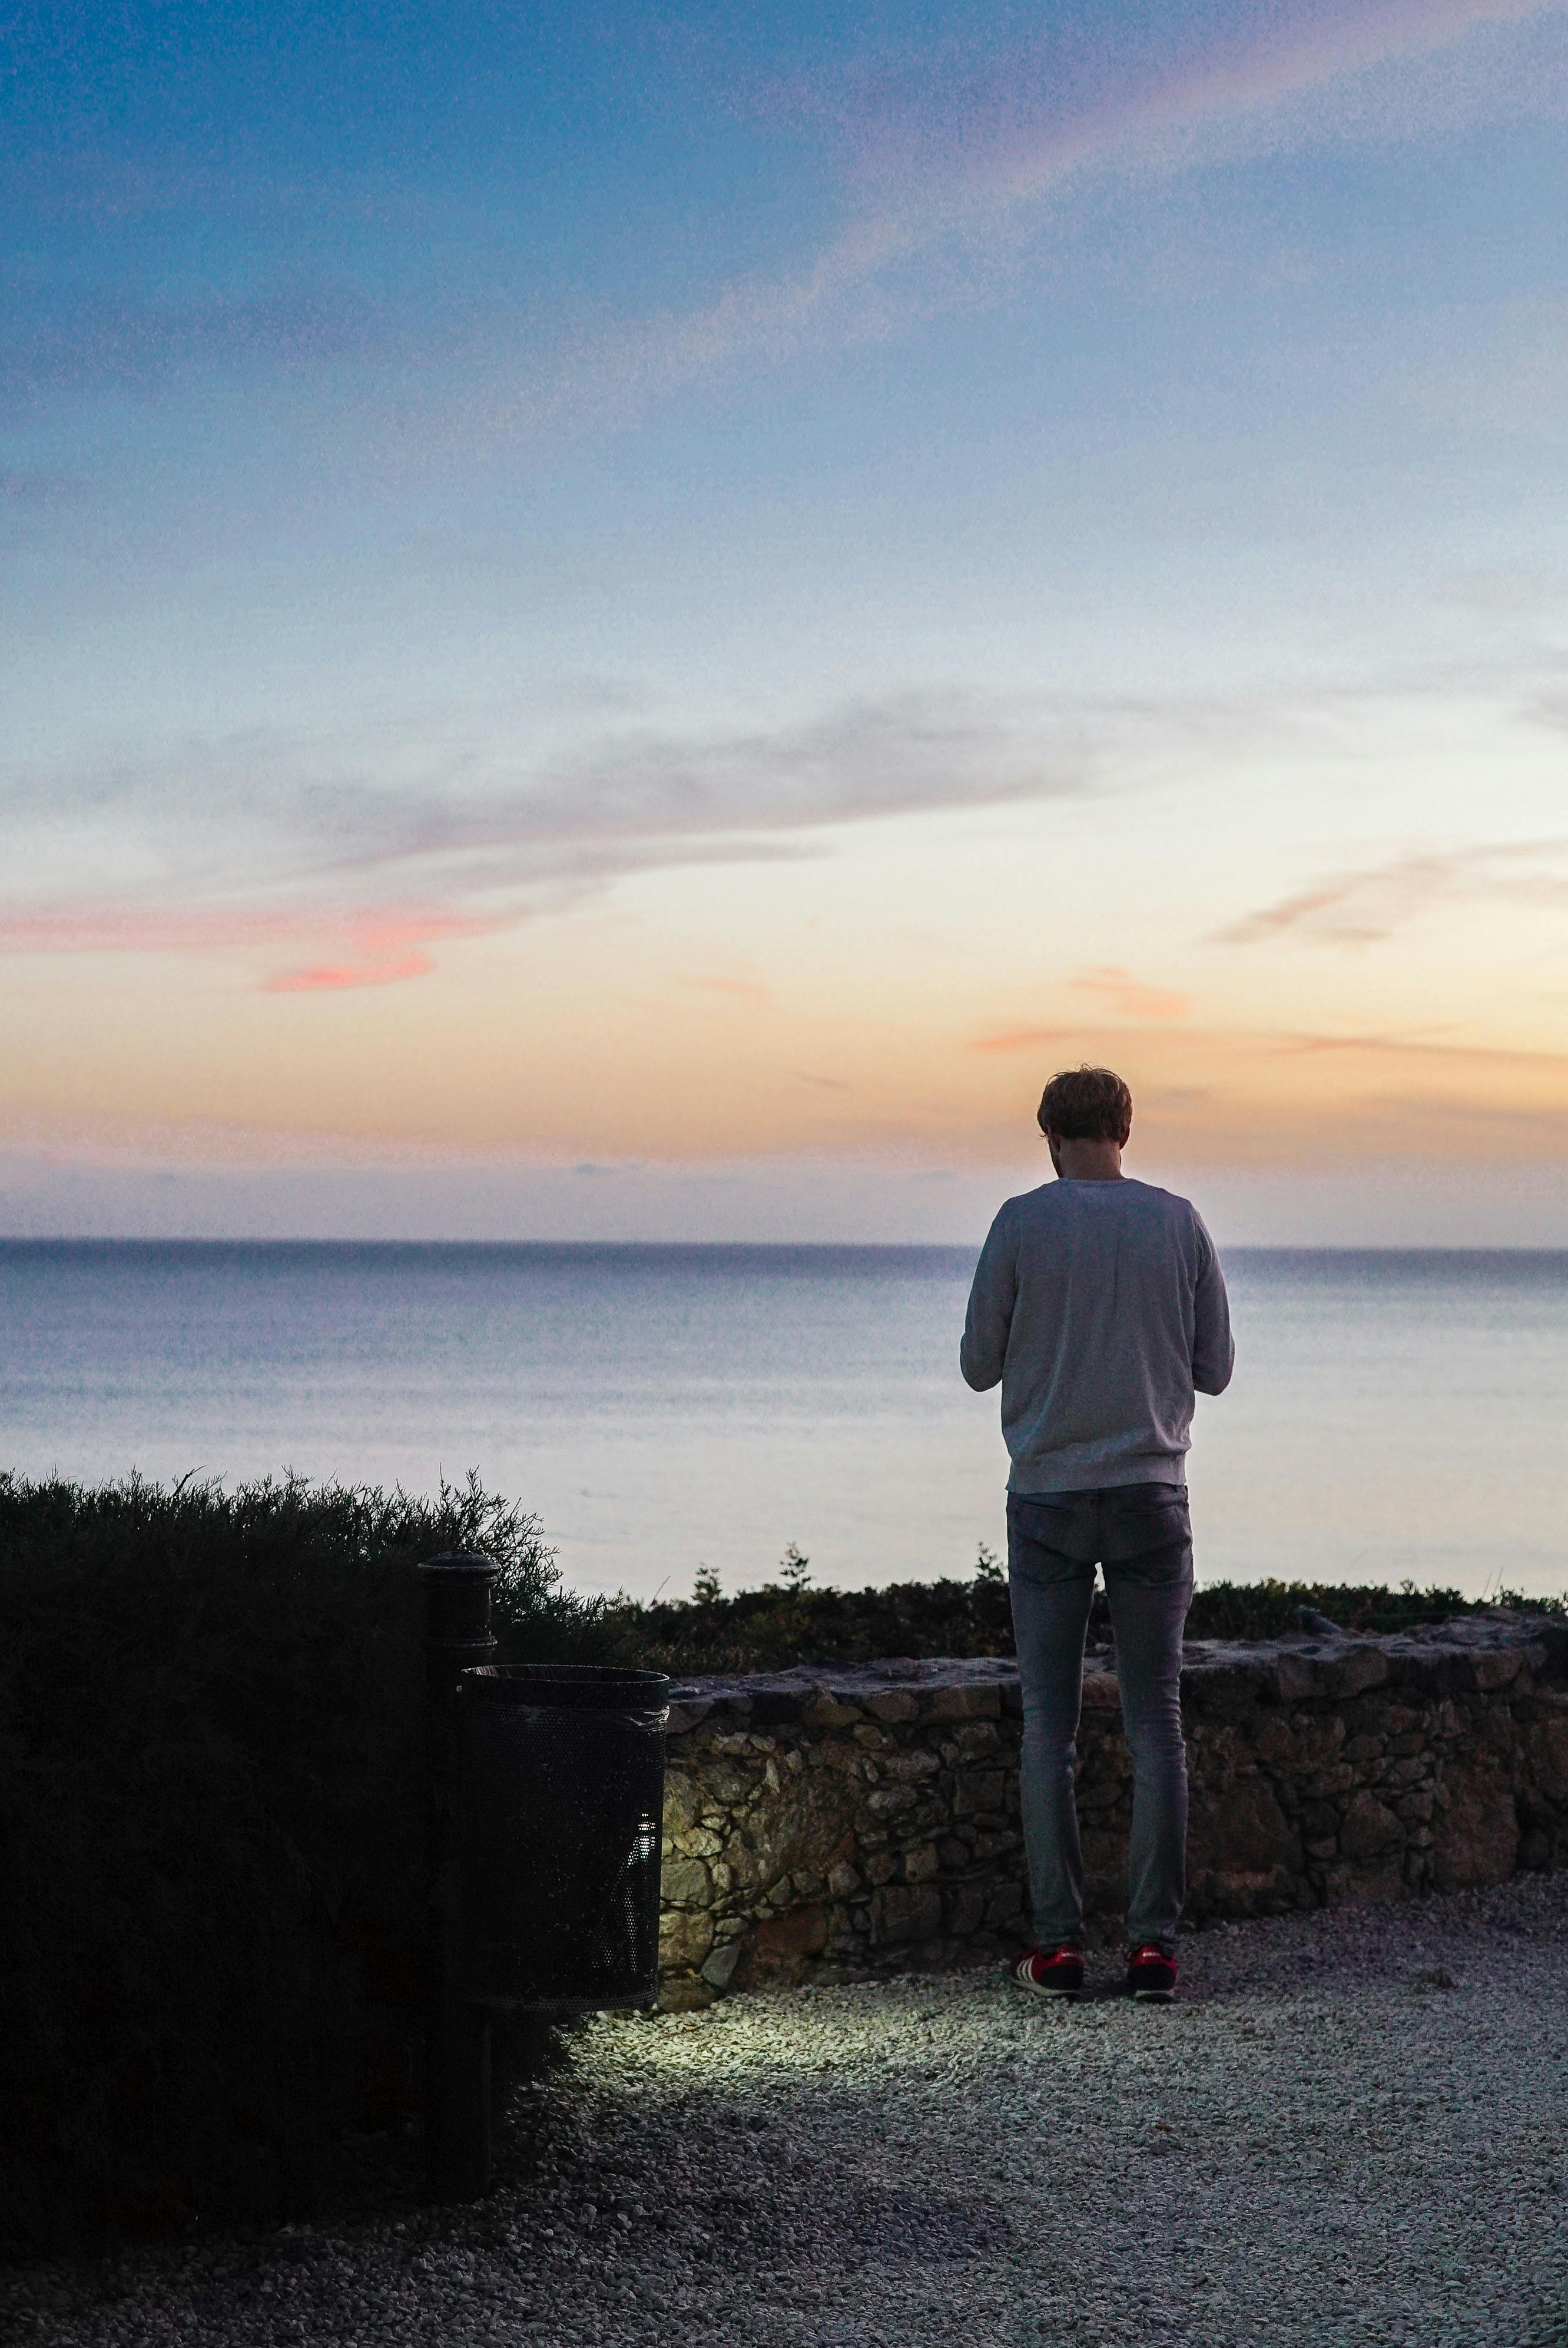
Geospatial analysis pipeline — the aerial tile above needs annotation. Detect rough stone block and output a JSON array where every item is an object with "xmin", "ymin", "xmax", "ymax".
[
  {"xmin": 657, "ymin": 1973, "xmax": 714, "ymax": 2012},
  {"xmin": 1268, "ymin": 1654, "xmax": 1318, "ymax": 1701},
  {"xmin": 1202, "ymin": 1781, "xmax": 1297, "ymax": 1870},
  {"xmin": 700, "ymin": 1938, "xmax": 745, "ymax": 1992},
  {"xmin": 867, "ymin": 1787, "xmax": 919, "ymax": 1818},
  {"xmin": 752, "ymin": 1905, "xmax": 830, "ymax": 1966},
  {"xmin": 1317, "ymin": 1646, "xmax": 1390, "ymax": 1699},
  {"xmin": 952, "ymin": 1720, "xmax": 1002, "ymax": 1753},
  {"xmin": 984, "ymin": 1882, "xmax": 1023, "ymax": 1926},
  {"xmin": 927, "ymin": 1684, "xmax": 1002, "ymax": 1721},
  {"xmin": 869, "ymin": 1885, "xmax": 944, "ymax": 1945},
  {"xmin": 659, "ymin": 1909, "xmax": 715, "ymax": 1969},
  {"xmin": 864, "ymin": 1691, "xmax": 921, "ymax": 1724},
  {"xmin": 1339, "ymin": 1791, "xmax": 1403, "ymax": 1862},
  {"xmin": 803, "ymin": 1695, "xmax": 862, "ymax": 1729},
  {"xmin": 954, "ymin": 1770, "xmax": 1006, "ymax": 1817},
  {"xmin": 1528, "ymin": 1712, "xmax": 1568, "ymax": 1803},
  {"xmin": 664, "ymin": 1700, "xmax": 714, "ymax": 1737},
  {"xmin": 944, "ymin": 1883, "xmax": 990, "ymax": 1938},
  {"xmin": 661, "ymin": 1857, "xmax": 713, "ymax": 1909},
  {"xmin": 1253, "ymin": 1716, "xmax": 1296, "ymax": 1766},
  {"xmin": 1471, "ymin": 1648, "xmax": 1525, "ymax": 1692},
  {"xmin": 1431, "ymin": 1774, "xmax": 1519, "ymax": 1889}
]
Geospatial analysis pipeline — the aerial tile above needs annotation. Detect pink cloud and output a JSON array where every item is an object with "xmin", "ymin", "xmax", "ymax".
[
  {"xmin": 812, "ymin": 0, "xmax": 1552, "ymax": 206},
  {"xmin": 265, "ymin": 951, "xmax": 435, "ymax": 993},
  {"xmin": 509, "ymin": 0, "xmax": 1556, "ymax": 433},
  {"xmin": 0, "ymin": 901, "xmax": 504, "ymax": 989}
]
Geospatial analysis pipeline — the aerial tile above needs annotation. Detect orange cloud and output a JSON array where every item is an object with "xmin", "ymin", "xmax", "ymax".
[
  {"xmin": 265, "ymin": 951, "xmax": 435, "ymax": 993},
  {"xmin": 1070, "ymin": 966, "xmax": 1192, "ymax": 1021},
  {"xmin": 968, "ymin": 1025, "xmax": 1075, "ymax": 1057}
]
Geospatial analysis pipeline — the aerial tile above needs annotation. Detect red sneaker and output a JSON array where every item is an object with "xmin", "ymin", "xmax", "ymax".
[
  {"xmin": 1010, "ymin": 1945, "xmax": 1084, "ymax": 1999},
  {"xmin": 1126, "ymin": 1944, "xmax": 1178, "ymax": 2002}
]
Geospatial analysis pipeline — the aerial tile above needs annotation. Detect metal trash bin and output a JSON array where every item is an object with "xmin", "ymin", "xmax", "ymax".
[{"xmin": 456, "ymin": 1664, "xmax": 672, "ymax": 2016}]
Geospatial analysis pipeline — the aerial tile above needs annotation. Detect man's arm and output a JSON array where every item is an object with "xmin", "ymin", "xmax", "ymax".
[
  {"xmin": 960, "ymin": 1208, "xmax": 1017, "ymax": 1392},
  {"xmin": 1191, "ymin": 1216, "xmax": 1235, "ymax": 1396}
]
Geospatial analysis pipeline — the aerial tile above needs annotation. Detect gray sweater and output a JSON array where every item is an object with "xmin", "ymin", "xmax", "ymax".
[{"xmin": 960, "ymin": 1177, "xmax": 1234, "ymax": 1492}]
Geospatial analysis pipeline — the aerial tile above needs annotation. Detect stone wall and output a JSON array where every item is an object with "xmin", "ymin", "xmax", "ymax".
[{"xmin": 657, "ymin": 1614, "xmax": 1568, "ymax": 2008}]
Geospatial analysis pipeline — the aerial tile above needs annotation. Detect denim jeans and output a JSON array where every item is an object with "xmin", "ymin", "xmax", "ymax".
[{"xmin": 1007, "ymin": 1484, "xmax": 1194, "ymax": 1955}]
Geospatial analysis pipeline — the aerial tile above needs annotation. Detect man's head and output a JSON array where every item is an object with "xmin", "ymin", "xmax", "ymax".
[{"xmin": 1037, "ymin": 1065, "xmax": 1132, "ymax": 1178}]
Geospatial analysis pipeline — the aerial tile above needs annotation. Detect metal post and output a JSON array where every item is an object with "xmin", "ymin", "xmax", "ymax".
[{"xmin": 420, "ymin": 1553, "xmax": 498, "ymax": 2201}]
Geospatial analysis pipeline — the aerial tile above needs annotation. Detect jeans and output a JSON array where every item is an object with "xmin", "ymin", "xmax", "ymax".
[{"xmin": 1007, "ymin": 1484, "xmax": 1194, "ymax": 1955}]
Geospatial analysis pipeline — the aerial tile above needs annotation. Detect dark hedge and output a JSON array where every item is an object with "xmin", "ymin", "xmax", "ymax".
[
  {"xmin": 0, "ymin": 1471, "xmax": 611, "ymax": 2256},
  {"xmin": 5, "ymin": 1473, "xmax": 1557, "ymax": 2256},
  {"xmin": 609, "ymin": 1559, "xmax": 1563, "ymax": 1673}
]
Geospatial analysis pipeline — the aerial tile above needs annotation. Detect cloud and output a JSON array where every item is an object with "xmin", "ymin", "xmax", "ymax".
[
  {"xmin": 1070, "ymin": 966, "xmax": 1191, "ymax": 1021},
  {"xmin": 5, "ymin": 2, "xmax": 1558, "ymax": 458},
  {"xmin": 1215, "ymin": 838, "xmax": 1568, "ymax": 946},
  {"xmin": 967, "ymin": 1026, "xmax": 1076, "ymax": 1058},
  {"xmin": 963, "ymin": 967, "xmax": 1192, "ymax": 1052},
  {"xmin": 817, "ymin": 0, "xmax": 1562, "ymax": 194},
  {"xmin": 0, "ymin": 903, "xmax": 505, "ymax": 991},
  {"xmin": 490, "ymin": 0, "xmax": 1567, "ymax": 438},
  {"xmin": 265, "ymin": 951, "xmax": 434, "ymax": 993},
  {"xmin": 960, "ymin": 1011, "xmax": 1568, "ymax": 1166},
  {"xmin": 0, "ymin": 685, "xmax": 1095, "ymax": 983}
]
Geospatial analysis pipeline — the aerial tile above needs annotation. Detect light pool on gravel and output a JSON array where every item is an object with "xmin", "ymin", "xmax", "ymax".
[{"xmin": 2, "ymin": 1241, "xmax": 1565, "ymax": 1602}]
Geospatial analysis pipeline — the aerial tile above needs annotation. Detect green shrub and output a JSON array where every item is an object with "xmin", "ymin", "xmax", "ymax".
[
  {"xmin": 0, "ymin": 1471, "xmax": 611, "ymax": 2255},
  {"xmin": 611, "ymin": 1559, "xmax": 1563, "ymax": 1673}
]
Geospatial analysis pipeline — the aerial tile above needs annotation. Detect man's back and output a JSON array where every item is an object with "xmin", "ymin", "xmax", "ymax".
[{"xmin": 961, "ymin": 1176, "xmax": 1234, "ymax": 1493}]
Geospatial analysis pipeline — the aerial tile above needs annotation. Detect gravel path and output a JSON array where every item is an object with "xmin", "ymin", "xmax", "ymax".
[{"xmin": 7, "ymin": 1874, "xmax": 1568, "ymax": 2348}]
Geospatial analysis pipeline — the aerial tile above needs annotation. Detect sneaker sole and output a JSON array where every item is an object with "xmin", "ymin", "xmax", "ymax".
[
  {"xmin": 1016, "ymin": 1983, "xmax": 1082, "ymax": 1999},
  {"xmin": 1131, "ymin": 1986, "xmax": 1175, "ymax": 2002}
]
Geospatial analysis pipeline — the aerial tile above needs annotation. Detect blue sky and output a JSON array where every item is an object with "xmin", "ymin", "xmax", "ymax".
[{"xmin": 5, "ymin": 1, "xmax": 1568, "ymax": 1240}]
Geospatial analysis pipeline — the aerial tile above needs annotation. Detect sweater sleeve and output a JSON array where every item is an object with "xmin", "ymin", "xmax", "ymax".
[
  {"xmin": 960, "ymin": 1207, "xmax": 1017, "ymax": 1393},
  {"xmin": 1191, "ymin": 1214, "xmax": 1235, "ymax": 1396}
]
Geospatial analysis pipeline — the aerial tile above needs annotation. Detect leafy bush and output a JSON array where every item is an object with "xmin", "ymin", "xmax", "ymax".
[
  {"xmin": 611, "ymin": 1555, "xmax": 1563, "ymax": 1673},
  {"xmin": 5, "ymin": 1466, "xmax": 1557, "ymax": 2255},
  {"xmin": 0, "ymin": 1471, "xmax": 610, "ymax": 2255}
]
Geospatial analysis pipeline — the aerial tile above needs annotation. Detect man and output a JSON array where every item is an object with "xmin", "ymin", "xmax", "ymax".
[{"xmin": 960, "ymin": 1064, "xmax": 1234, "ymax": 2002}]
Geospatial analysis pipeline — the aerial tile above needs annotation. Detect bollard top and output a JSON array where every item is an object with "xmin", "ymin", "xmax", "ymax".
[{"xmin": 420, "ymin": 1551, "xmax": 500, "ymax": 1579}]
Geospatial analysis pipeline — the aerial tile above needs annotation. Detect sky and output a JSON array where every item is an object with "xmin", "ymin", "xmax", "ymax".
[{"xmin": 4, "ymin": 0, "xmax": 1568, "ymax": 1243}]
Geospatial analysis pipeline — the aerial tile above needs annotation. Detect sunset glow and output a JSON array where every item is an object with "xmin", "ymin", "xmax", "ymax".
[{"xmin": 5, "ymin": 2, "xmax": 1568, "ymax": 1240}]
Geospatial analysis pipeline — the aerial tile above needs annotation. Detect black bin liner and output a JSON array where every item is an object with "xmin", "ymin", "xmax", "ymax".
[{"xmin": 457, "ymin": 1664, "xmax": 671, "ymax": 2015}]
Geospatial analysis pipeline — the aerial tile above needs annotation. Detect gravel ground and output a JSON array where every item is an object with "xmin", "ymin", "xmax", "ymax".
[{"xmin": 6, "ymin": 1873, "xmax": 1567, "ymax": 2348}]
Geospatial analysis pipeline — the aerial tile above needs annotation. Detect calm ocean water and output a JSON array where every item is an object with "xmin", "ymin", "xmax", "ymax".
[{"xmin": 2, "ymin": 1241, "xmax": 1565, "ymax": 1602}]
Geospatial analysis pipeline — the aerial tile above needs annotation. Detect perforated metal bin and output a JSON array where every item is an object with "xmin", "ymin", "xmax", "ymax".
[{"xmin": 456, "ymin": 1664, "xmax": 671, "ymax": 2016}]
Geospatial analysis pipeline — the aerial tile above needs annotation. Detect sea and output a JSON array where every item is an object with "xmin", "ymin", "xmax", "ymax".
[{"xmin": 2, "ymin": 1241, "xmax": 1564, "ymax": 1604}]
